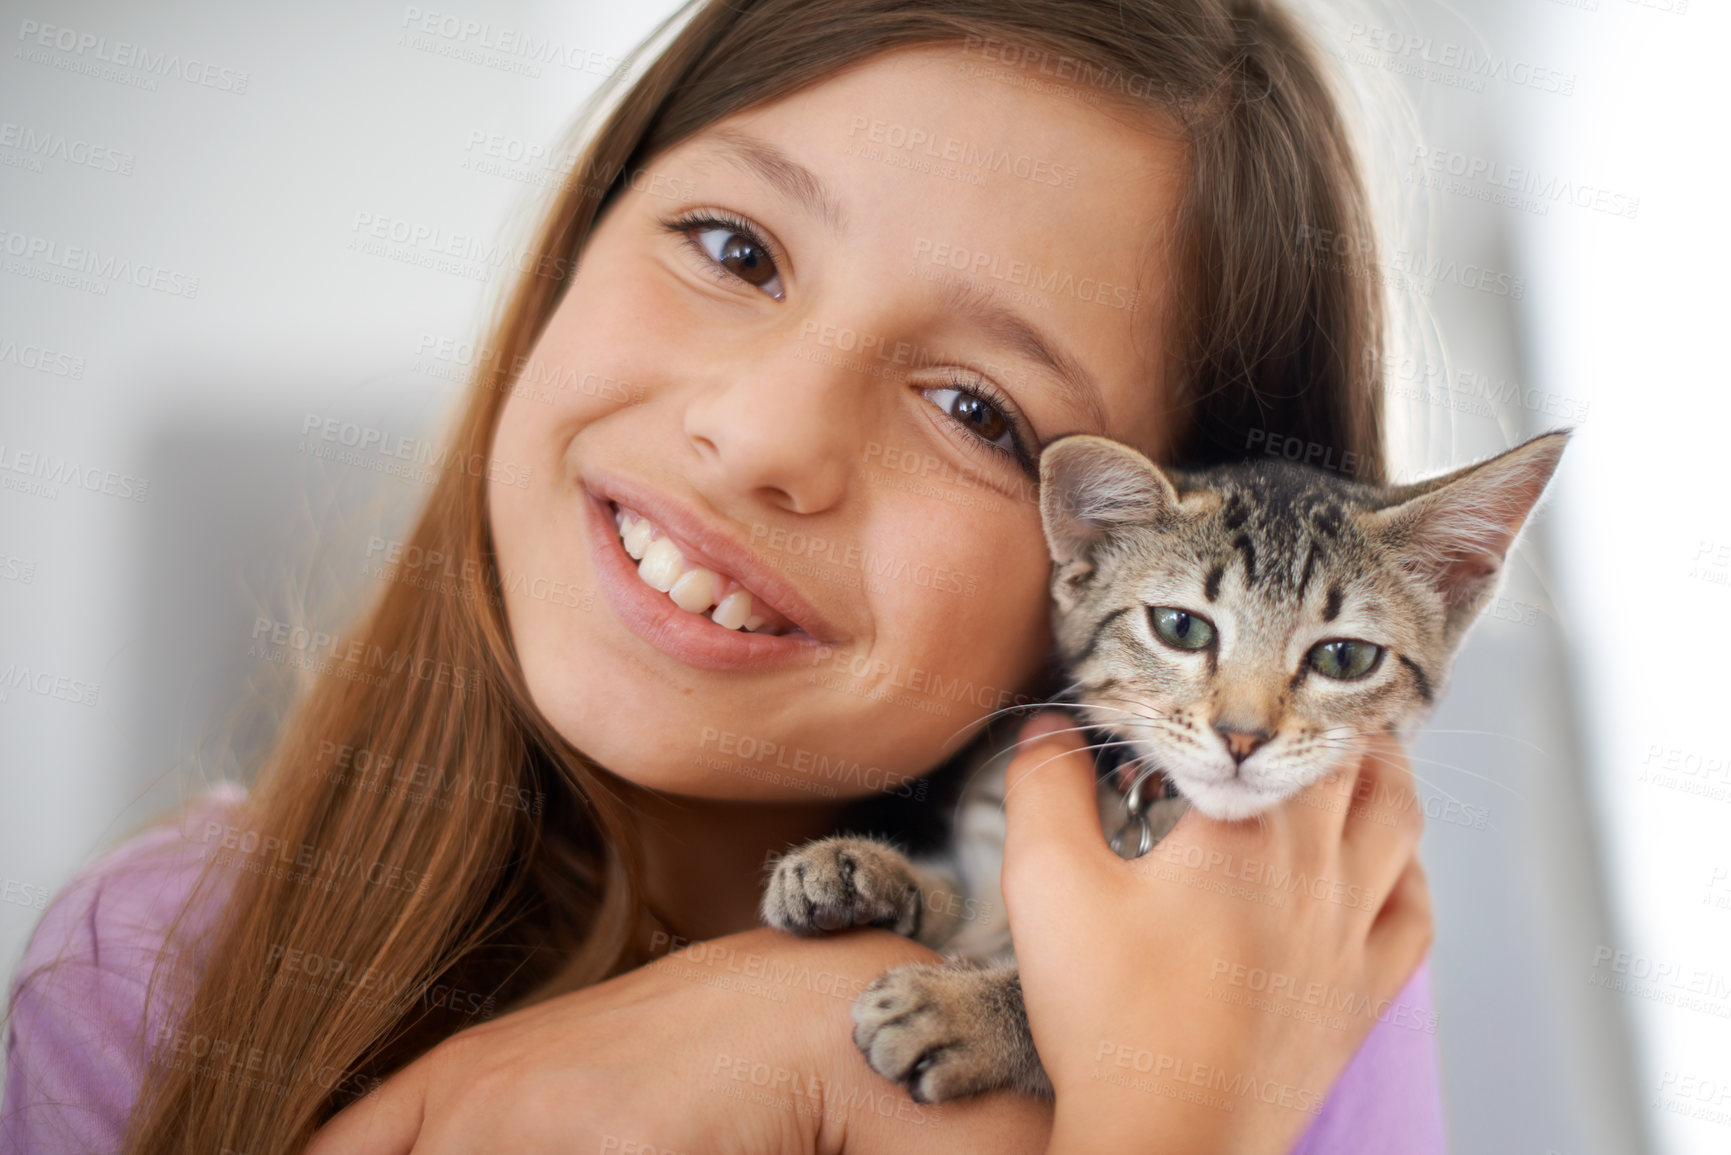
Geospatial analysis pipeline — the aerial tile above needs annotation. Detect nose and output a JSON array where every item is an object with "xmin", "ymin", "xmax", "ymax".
[
  {"xmin": 1213, "ymin": 723, "xmax": 1273, "ymax": 765},
  {"xmin": 683, "ymin": 355, "xmax": 857, "ymax": 515}
]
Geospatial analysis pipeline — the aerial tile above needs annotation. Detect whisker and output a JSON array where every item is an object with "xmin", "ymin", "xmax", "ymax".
[
  {"xmin": 1004, "ymin": 724, "xmax": 1139, "ymax": 753},
  {"xmin": 925, "ymin": 677, "xmax": 1172, "ymax": 747},
  {"xmin": 950, "ymin": 732, "xmax": 1143, "ymax": 823},
  {"xmin": 1122, "ymin": 756, "xmax": 1166, "ymax": 798},
  {"xmin": 998, "ymin": 741, "xmax": 1138, "ymax": 809},
  {"xmin": 1065, "ymin": 699, "xmax": 1178, "ymax": 723},
  {"xmin": 1378, "ymin": 752, "xmax": 1523, "ymax": 798},
  {"xmin": 1344, "ymin": 726, "xmax": 1547, "ymax": 757},
  {"xmin": 1322, "ymin": 739, "xmax": 1527, "ymax": 802},
  {"xmin": 931, "ymin": 700, "xmax": 1056, "ymax": 753}
]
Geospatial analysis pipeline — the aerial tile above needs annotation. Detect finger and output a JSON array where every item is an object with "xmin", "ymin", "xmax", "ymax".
[
  {"xmin": 1362, "ymin": 856, "xmax": 1435, "ymax": 1008},
  {"xmin": 1340, "ymin": 733, "xmax": 1425, "ymax": 913},
  {"xmin": 1275, "ymin": 723, "xmax": 1390, "ymax": 856},
  {"xmin": 1279, "ymin": 747, "xmax": 1362, "ymax": 850},
  {"xmin": 302, "ymin": 1060, "xmax": 428, "ymax": 1155},
  {"xmin": 1346, "ymin": 731, "xmax": 1422, "ymax": 841},
  {"xmin": 1001, "ymin": 709, "xmax": 1111, "ymax": 866}
]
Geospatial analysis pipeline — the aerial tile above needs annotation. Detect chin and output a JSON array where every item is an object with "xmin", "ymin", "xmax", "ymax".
[{"xmin": 1173, "ymin": 776, "xmax": 1288, "ymax": 822}]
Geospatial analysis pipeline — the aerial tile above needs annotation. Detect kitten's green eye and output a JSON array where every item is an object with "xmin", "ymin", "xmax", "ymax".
[
  {"xmin": 1308, "ymin": 639, "xmax": 1384, "ymax": 680},
  {"xmin": 1149, "ymin": 607, "xmax": 1216, "ymax": 651}
]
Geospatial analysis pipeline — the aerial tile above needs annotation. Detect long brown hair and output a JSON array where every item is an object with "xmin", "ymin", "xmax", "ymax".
[{"xmin": 118, "ymin": 1, "xmax": 1387, "ymax": 1149}]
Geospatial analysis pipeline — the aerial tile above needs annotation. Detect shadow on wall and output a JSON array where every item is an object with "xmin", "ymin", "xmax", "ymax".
[{"xmin": 126, "ymin": 397, "xmax": 439, "ymax": 827}]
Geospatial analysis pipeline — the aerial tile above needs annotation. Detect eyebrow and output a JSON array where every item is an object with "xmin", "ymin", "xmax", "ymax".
[
  {"xmin": 942, "ymin": 279, "xmax": 1111, "ymax": 439},
  {"xmin": 707, "ymin": 127, "xmax": 847, "ymax": 236}
]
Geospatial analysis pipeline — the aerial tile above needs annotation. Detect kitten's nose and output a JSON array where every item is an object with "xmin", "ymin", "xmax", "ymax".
[{"xmin": 1213, "ymin": 724, "xmax": 1273, "ymax": 765}]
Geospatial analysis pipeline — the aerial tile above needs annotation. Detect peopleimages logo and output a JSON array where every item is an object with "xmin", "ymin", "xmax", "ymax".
[
  {"xmin": 0, "ymin": 663, "xmax": 100, "ymax": 707},
  {"xmin": 912, "ymin": 236, "xmax": 1142, "ymax": 311},
  {"xmin": 0, "ymin": 336, "xmax": 85, "ymax": 378},
  {"xmin": 299, "ymin": 412, "xmax": 532, "ymax": 489},
  {"xmin": 1407, "ymin": 146, "xmax": 1640, "ymax": 219},
  {"xmin": 15, "ymin": 18, "xmax": 250, "ymax": 93},
  {"xmin": 697, "ymin": 725, "xmax": 930, "ymax": 801},
  {"xmin": 0, "ymin": 443, "xmax": 149, "ymax": 501},
  {"xmin": 846, "ymin": 115, "xmax": 1080, "ymax": 188},
  {"xmin": 0, "ymin": 228, "xmax": 200, "ymax": 297},
  {"xmin": 399, "ymin": 6, "xmax": 622, "ymax": 77},
  {"xmin": 1345, "ymin": 23, "xmax": 1577, "ymax": 96},
  {"xmin": 0, "ymin": 121, "xmax": 134, "ymax": 174}
]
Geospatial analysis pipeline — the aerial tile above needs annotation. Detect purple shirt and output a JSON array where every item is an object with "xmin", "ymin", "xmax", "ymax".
[{"xmin": 2, "ymin": 788, "xmax": 1446, "ymax": 1152}]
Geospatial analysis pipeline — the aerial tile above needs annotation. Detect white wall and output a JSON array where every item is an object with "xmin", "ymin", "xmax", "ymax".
[{"xmin": 4, "ymin": 1, "xmax": 1725, "ymax": 1151}]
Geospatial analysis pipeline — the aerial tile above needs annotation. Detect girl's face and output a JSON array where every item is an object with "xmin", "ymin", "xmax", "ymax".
[{"xmin": 488, "ymin": 43, "xmax": 1186, "ymax": 800}]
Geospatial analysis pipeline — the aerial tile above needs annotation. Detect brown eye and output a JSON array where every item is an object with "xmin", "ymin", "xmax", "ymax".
[
  {"xmin": 691, "ymin": 224, "xmax": 783, "ymax": 296},
  {"xmin": 716, "ymin": 232, "xmax": 773, "ymax": 284},
  {"xmin": 949, "ymin": 392, "xmax": 1007, "ymax": 441},
  {"xmin": 920, "ymin": 385, "xmax": 1018, "ymax": 458}
]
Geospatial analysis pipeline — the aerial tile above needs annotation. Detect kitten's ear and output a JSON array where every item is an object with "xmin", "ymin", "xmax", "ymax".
[
  {"xmin": 1365, "ymin": 430, "xmax": 1571, "ymax": 642},
  {"xmin": 1039, "ymin": 435, "xmax": 1180, "ymax": 609}
]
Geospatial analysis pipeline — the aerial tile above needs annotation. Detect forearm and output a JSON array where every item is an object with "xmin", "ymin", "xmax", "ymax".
[
  {"xmin": 836, "ymin": 1086, "xmax": 1052, "ymax": 1155},
  {"xmin": 1037, "ymin": 1028, "xmax": 1314, "ymax": 1153},
  {"xmin": 1046, "ymin": 1089, "xmax": 1247, "ymax": 1155}
]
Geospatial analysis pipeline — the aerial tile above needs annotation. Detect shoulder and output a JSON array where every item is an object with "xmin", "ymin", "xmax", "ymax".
[
  {"xmin": 1, "ymin": 784, "xmax": 247, "ymax": 1153},
  {"xmin": 11, "ymin": 784, "xmax": 248, "ymax": 985}
]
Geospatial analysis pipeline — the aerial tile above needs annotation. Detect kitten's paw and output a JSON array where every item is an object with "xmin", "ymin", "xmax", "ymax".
[
  {"xmin": 852, "ymin": 964, "xmax": 1043, "ymax": 1103},
  {"xmin": 761, "ymin": 836, "xmax": 923, "ymax": 937}
]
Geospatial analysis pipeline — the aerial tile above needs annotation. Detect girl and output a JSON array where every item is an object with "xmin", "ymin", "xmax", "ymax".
[{"xmin": 3, "ymin": 1, "xmax": 1439, "ymax": 1152}]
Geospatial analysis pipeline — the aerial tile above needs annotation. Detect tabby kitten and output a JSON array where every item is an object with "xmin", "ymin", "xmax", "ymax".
[{"xmin": 761, "ymin": 430, "xmax": 1569, "ymax": 1103}]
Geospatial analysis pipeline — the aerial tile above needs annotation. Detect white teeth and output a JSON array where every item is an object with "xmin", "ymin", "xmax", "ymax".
[
  {"xmin": 612, "ymin": 502, "xmax": 784, "ymax": 635},
  {"xmin": 637, "ymin": 537, "xmax": 684, "ymax": 592},
  {"xmin": 669, "ymin": 568, "xmax": 718, "ymax": 613},
  {"xmin": 621, "ymin": 516, "xmax": 654, "ymax": 560},
  {"xmin": 711, "ymin": 589, "xmax": 753, "ymax": 630}
]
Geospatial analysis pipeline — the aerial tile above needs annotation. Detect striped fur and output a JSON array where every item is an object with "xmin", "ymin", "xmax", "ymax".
[{"xmin": 1039, "ymin": 430, "xmax": 1570, "ymax": 820}]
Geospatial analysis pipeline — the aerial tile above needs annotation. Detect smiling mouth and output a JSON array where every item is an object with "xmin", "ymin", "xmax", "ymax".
[{"xmin": 610, "ymin": 501, "xmax": 803, "ymax": 637}]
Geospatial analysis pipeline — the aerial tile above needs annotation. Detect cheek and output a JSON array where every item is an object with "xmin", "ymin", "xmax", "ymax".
[
  {"xmin": 1283, "ymin": 684, "xmax": 1390, "ymax": 750},
  {"xmin": 1160, "ymin": 685, "xmax": 1212, "ymax": 737},
  {"xmin": 484, "ymin": 371, "xmax": 590, "ymax": 613},
  {"xmin": 487, "ymin": 249, "xmax": 676, "ymax": 572},
  {"xmin": 504, "ymin": 205, "xmax": 689, "ymax": 449},
  {"xmin": 515, "ymin": 291, "xmax": 656, "ymax": 431},
  {"xmin": 871, "ymin": 497, "xmax": 1050, "ymax": 671}
]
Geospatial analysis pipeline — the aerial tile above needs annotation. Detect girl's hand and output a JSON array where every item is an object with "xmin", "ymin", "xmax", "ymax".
[
  {"xmin": 305, "ymin": 925, "xmax": 1052, "ymax": 1155},
  {"xmin": 1001, "ymin": 709, "xmax": 1433, "ymax": 1155}
]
